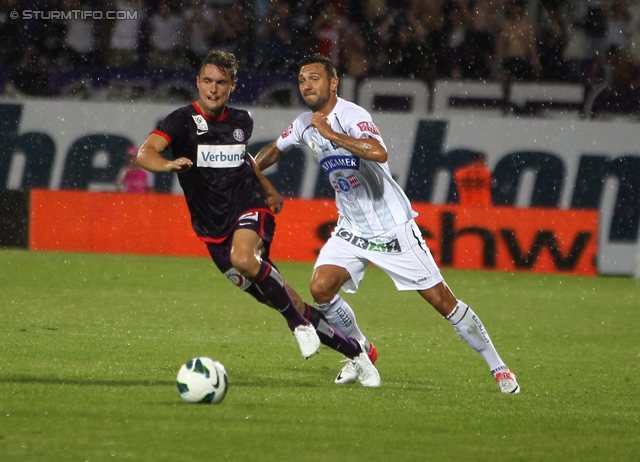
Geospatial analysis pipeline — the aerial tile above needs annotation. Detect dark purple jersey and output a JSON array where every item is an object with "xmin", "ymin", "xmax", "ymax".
[{"xmin": 153, "ymin": 103, "xmax": 271, "ymax": 242}]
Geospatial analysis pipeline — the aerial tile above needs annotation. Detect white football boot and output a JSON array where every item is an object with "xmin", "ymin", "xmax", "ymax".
[
  {"xmin": 293, "ymin": 324, "xmax": 321, "ymax": 359},
  {"xmin": 495, "ymin": 371, "xmax": 520, "ymax": 394},
  {"xmin": 335, "ymin": 341, "xmax": 378, "ymax": 384},
  {"xmin": 352, "ymin": 340, "xmax": 381, "ymax": 387}
]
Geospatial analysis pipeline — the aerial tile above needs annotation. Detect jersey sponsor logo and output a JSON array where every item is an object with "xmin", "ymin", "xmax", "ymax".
[
  {"xmin": 356, "ymin": 121, "xmax": 380, "ymax": 135},
  {"xmin": 192, "ymin": 115, "xmax": 208, "ymax": 135},
  {"xmin": 281, "ymin": 124, "xmax": 293, "ymax": 139},
  {"xmin": 197, "ymin": 144, "xmax": 245, "ymax": 168},
  {"xmin": 233, "ymin": 128, "xmax": 245, "ymax": 142},
  {"xmin": 320, "ymin": 155, "xmax": 360, "ymax": 175},
  {"xmin": 224, "ymin": 267, "xmax": 252, "ymax": 290},
  {"xmin": 336, "ymin": 228, "xmax": 402, "ymax": 252}
]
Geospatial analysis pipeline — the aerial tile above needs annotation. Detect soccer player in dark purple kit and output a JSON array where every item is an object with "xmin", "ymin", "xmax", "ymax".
[{"xmin": 135, "ymin": 50, "xmax": 379, "ymax": 386}]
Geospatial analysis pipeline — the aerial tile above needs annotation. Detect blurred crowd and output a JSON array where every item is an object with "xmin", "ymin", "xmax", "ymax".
[{"xmin": 1, "ymin": 0, "xmax": 639, "ymax": 90}]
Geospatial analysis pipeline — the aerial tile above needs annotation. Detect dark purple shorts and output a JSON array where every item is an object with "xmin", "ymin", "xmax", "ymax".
[{"xmin": 205, "ymin": 210, "xmax": 277, "ymax": 304}]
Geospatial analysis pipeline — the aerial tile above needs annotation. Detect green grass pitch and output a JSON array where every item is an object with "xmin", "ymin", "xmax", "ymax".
[{"xmin": 1, "ymin": 249, "xmax": 639, "ymax": 461}]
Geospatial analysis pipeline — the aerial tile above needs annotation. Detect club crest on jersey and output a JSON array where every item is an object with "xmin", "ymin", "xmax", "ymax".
[
  {"xmin": 192, "ymin": 115, "xmax": 208, "ymax": 135},
  {"xmin": 336, "ymin": 176, "xmax": 351, "ymax": 193},
  {"xmin": 320, "ymin": 155, "xmax": 360, "ymax": 175},
  {"xmin": 357, "ymin": 121, "xmax": 380, "ymax": 135},
  {"xmin": 332, "ymin": 172, "xmax": 361, "ymax": 194},
  {"xmin": 233, "ymin": 129, "xmax": 244, "ymax": 142}
]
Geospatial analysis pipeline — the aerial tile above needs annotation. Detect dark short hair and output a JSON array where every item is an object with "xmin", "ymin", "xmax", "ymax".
[
  {"xmin": 298, "ymin": 53, "xmax": 337, "ymax": 79},
  {"xmin": 198, "ymin": 50, "xmax": 239, "ymax": 81}
]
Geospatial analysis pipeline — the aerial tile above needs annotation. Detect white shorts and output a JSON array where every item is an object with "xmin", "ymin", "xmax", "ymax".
[{"xmin": 314, "ymin": 220, "xmax": 444, "ymax": 293}]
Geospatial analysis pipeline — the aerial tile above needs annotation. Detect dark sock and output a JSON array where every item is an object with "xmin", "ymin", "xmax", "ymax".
[
  {"xmin": 304, "ymin": 304, "xmax": 362, "ymax": 359},
  {"xmin": 251, "ymin": 261, "xmax": 307, "ymax": 331}
]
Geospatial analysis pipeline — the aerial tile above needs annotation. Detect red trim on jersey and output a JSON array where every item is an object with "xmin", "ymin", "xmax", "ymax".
[
  {"xmin": 197, "ymin": 207, "xmax": 274, "ymax": 244},
  {"xmin": 192, "ymin": 102, "xmax": 228, "ymax": 122},
  {"xmin": 198, "ymin": 235, "xmax": 227, "ymax": 244},
  {"xmin": 152, "ymin": 129, "xmax": 171, "ymax": 144},
  {"xmin": 259, "ymin": 209, "xmax": 267, "ymax": 234}
]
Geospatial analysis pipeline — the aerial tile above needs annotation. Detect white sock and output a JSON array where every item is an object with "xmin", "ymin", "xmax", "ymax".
[
  {"xmin": 316, "ymin": 294, "xmax": 366, "ymax": 343},
  {"xmin": 446, "ymin": 300, "xmax": 509, "ymax": 376}
]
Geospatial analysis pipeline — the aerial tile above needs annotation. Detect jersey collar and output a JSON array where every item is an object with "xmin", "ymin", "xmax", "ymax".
[{"xmin": 192, "ymin": 102, "xmax": 228, "ymax": 121}]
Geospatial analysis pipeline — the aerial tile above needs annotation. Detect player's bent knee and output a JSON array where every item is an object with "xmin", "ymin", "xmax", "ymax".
[
  {"xmin": 229, "ymin": 253, "xmax": 259, "ymax": 278},
  {"xmin": 309, "ymin": 279, "xmax": 336, "ymax": 305}
]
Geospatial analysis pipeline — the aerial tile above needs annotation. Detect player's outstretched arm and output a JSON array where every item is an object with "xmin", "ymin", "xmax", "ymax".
[
  {"xmin": 249, "ymin": 154, "xmax": 284, "ymax": 214},
  {"xmin": 254, "ymin": 141, "xmax": 286, "ymax": 171},
  {"xmin": 136, "ymin": 133, "xmax": 193, "ymax": 174}
]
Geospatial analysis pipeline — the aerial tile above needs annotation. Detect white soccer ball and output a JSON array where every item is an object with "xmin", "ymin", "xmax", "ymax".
[{"xmin": 176, "ymin": 357, "xmax": 228, "ymax": 404}]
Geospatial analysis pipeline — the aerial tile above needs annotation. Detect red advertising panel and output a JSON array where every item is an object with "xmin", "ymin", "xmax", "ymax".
[
  {"xmin": 412, "ymin": 205, "xmax": 597, "ymax": 275},
  {"xmin": 29, "ymin": 191, "xmax": 597, "ymax": 275},
  {"xmin": 29, "ymin": 189, "xmax": 208, "ymax": 258}
]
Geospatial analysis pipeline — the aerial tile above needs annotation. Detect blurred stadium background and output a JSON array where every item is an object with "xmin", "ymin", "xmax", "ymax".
[{"xmin": 1, "ymin": 0, "xmax": 639, "ymax": 276}]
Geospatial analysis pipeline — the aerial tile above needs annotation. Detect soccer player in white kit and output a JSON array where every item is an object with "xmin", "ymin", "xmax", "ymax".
[{"xmin": 255, "ymin": 53, "xmax": 520, "ymax": 393}]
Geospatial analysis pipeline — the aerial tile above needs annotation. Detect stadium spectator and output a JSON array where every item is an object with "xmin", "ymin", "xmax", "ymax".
[
  {"xmin": 134, "ymin": 50, "xmax": 380, "ymax": 386},
  {"xmin": 495, "ymin": 0, "xmax": 540, "ymax": 82},
  {"xmin": 258, "ymin": 0, "xmax": 298, "ymax": 72},
  {"xmin": 361, "ymin": 0, "xmax": 396, "ymax": 75},
  {"xmin": 116, "ymin": 145, "xmax": 155, "ymax": 194},
  {"xmin": 588, "ymin": 44, "xmax": 640, "ymax": 116},
  {"xmin": 461, "ymin": 0, "xmax": 506, "ymax": 80},
  {"xmin": 605, "ymin": 0, "xmax": 632, "ymax": 52},
  {"xmin": 104, "ymin": 0, "xmax": 146, "ymax": 69},
  {"xmin": 537, "ymin": 3, "xmax": 567, "ymax": 81},
  {"xmin": 182, "ymin": 0, "xmax": 217, "ymax": 70},
  {"xmin": 442, "ymin": 0, "xmax": 471, "ymax": 79},
  {"xmin": 454, "ymin": 152, "xmax": 493, "ymax": 207},
  {"xmin": 147, "ymin": 1, "xmax": 184, "ymax": 70},
  {"xmin": 311, "ymin": 2, "xmax": 347, "ymax": 68},
  {"xmin": 407, "ymin": 0, "xmax": 447, "ymax": 80},
  {"xmin": 0, "ymin": 0, "xmax": 24, "ymax": 65},
  {"xmin": 386, "ymin": 19, "xmax": 430, "ymax": 81},
  {"xmin": 19, "ymin": 0, "xmax": 66, "ymax": 68},
  {"xmin": 341, "ymin": 23, "xmax": 372, "ymax": 78},
  {"xmin": 583, "ymin": 0, "xmax": 608, "ymax": 58},
  {"xmin": 255, "ymin": 53, "xmax": 520, "ymax": 393},
  {"xmin": 212, "ymin": 1, "xmax": 252, "ymax": 69},
  {"xmin": 61, "ymin": 0, "xmax": 97, "ymax": 67}
]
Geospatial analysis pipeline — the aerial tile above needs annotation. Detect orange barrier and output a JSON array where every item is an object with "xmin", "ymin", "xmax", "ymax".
[
  {"xmin": 29, "ymin": 189, "xmax": 207, "ymax": 258},
  {"xmin": 29, "ymin": 190, "xmax": 597, "ymax": 275},
  {"xmin": 411, "ymin": 205, "xmax": 597, "ymax": 275}
]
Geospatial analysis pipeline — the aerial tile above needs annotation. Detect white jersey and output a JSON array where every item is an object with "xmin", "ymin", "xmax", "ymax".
[{"xmin": 276, "ymin": 98, "xmax": 417, "ymax": 239}]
